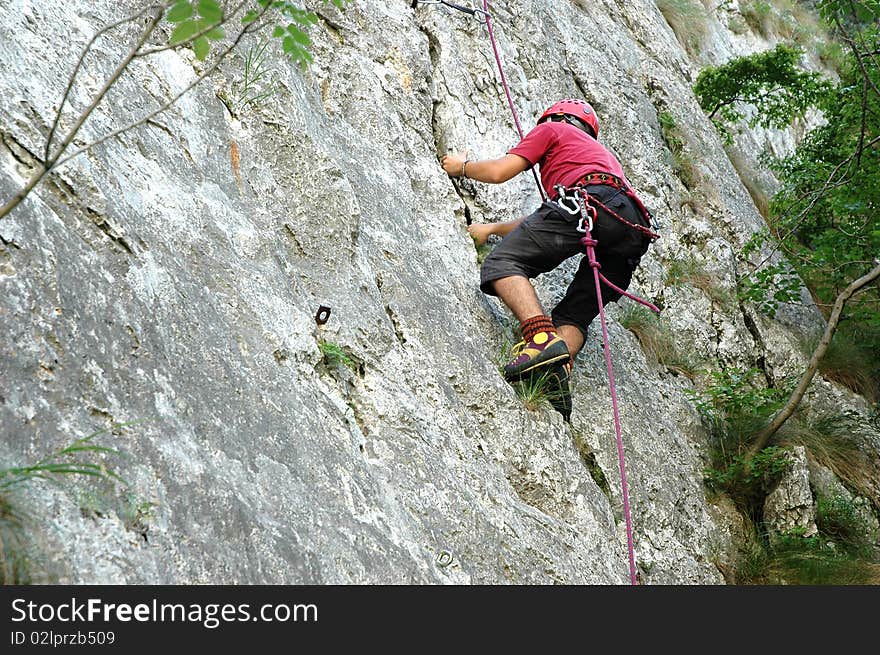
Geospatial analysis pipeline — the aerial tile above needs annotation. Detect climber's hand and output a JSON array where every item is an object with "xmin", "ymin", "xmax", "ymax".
[
  {"xmin": 467, "ymin": 223, "xmax": 494, "ymax": 247},
  {"xmin": 441, "ymin": 151, "xmax": 468, "ymax": 177}
]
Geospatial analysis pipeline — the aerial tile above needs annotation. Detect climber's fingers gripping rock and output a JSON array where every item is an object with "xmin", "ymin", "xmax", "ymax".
[{"xmin": 440, "ymin": 150, "xmax": 469, "ymax": 177}]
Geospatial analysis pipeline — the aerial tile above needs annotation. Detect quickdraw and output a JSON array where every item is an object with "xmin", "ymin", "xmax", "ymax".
[{"xmin": 411, "ymin": 0, "xmax": 489, "ymax": 22}]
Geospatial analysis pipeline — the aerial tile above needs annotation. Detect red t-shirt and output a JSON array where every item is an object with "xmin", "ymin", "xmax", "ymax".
[{"xmin": 508, "ymin": 121, "xmax": 630, "ymax": 198}]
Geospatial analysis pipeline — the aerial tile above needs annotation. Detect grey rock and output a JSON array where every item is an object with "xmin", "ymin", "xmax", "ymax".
[
  {"xmin": 764, "ymin": 446, "xmax": 818, "ymax": 539},
  {"xmin": 0, "ymin": 0, "xmax": 875, "ymax": 585}
]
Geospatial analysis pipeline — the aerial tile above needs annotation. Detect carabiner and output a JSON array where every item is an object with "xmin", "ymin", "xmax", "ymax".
[{"xmin": 575, "ymin": 194, "xmax": 595, "ymax": 234}]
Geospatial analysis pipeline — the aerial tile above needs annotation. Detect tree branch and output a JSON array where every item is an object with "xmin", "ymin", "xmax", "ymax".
[
  {"xmin": 135, "ymin": 0, "xmax": 249, "ymax": 57},
  {"xmin": 747, "ymin": 260, "xmax": 880, "ymax": 456},
  {"xmin": 44, "ymin": 2, "xmax": 172, "ymax": 162},
  {"xmin": 1, "ymin": 7, "xmax": 165, "ymax": 220},
  {"xmin": 53, "ymin": 6, "xmax": 270, "ymax": 170}
]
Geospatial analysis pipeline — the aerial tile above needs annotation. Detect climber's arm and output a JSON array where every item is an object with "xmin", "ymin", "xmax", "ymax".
[
  {"xmin": 441, "ymin": 152, "xmax": 529, "ymax": 184},
  {"xmin": 467, "ymin": 216, "xmax": 525, "ymax": 246}
]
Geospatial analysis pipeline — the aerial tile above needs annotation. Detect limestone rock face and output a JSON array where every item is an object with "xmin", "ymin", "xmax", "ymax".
[
  {"xmin": 0, "ymin": 0, "xmax": 875, "ymax": 584},
  {"xmin": 764, "ymin": 446, "xmax": 818, "ymax": 539}
]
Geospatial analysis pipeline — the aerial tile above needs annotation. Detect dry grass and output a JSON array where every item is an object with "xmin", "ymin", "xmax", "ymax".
[
  {"xmin": 656, "ymin": 0, "xmax": 709, "ymax": 57},
  {"xmin": 778, "ymin": 414, "xmax": 880, "ymax": 512},
  {"xmin": 617, "ymin": 304, "xmax": 703, "ymax": 377},
  {"xmin": 665, "ymin": 257, "xmax": 735, "ymax": 308},
  {"xmin": 658, "ymin": 111, "xmax": 703, "ymax": 190}
]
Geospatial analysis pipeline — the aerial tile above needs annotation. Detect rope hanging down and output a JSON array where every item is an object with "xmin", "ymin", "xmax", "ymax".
[
  {"xmin": 573, "ymin": 191, "xmax": 640, "ymax": 585},
  {"xmin": 413, "ymin": 0, "xmax": 546, "ymax": 200},
  {"xmin": 415, "ymin": 0, "xmax": 647, "ymax": 585}
]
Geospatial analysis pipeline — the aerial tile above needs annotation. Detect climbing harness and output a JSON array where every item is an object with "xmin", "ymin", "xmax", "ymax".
[
  {"xmin": 555, "ymin": 185, "xmax": 660, "ymax": 311},
  {"xmin": 417, "ymin": 0, "xmax": 659, "ymax": 585},
  {"xmin": 565, "ymin": 173, "xmax": 662, "ymax": 238}
]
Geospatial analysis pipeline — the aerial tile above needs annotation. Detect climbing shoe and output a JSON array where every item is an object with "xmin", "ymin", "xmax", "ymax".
[
  {"xmin": 503, "ymin": 331, "xmax": 570, "ymax": 382},
  {"xmin": 546, "ymin": 361, "xmax": 573, "ymax": 422}
]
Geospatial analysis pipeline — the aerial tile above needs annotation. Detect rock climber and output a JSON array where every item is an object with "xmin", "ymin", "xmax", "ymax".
[{"xmin": 441, "ymin": 99, "xmax": 655, "ymax": 419}]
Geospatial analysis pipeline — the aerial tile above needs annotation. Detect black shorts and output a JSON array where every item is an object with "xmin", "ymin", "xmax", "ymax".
[{"xmin": 479, "ymin": 184, "xmax": 651, "ymax": 338}]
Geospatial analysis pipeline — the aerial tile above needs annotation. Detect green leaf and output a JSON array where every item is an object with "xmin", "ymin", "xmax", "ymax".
[
  {"xmin": 272, "ymin": 25, "xmax": 285, "ymax": 38},
  {"xmin": 287, "ymin": 26, "xmax": 311, "ymax": 45},
  {"xmin": 193, "ymin": 35, "xmax": 210, "ymax": 61},
  {"xmin": 170, "ymin": 19, "xmax": 201, "ymax": 44},
  {"xmin": 197, "ymin": 0, "xmax": 223, "ymax": 23},
  {"xmin": 205, "ymin": 27, "xmax": 225, "ymax": 41},
  {"xmin": 167, "ymin": 1, "xmax": 193, "ymax": 23},
  {"xmin": 242, "ymin": 9, "xmax": 259, "ymax": 24}
]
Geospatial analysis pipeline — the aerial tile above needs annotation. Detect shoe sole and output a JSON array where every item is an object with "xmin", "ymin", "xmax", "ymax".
[{"xmin": 504, "ymin": 350, "xmax": 571, "ymax": 382}]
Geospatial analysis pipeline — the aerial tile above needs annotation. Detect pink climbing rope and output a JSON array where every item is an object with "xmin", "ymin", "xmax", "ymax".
[
  {"xmin": 420, "ymin": 0, "xmax": 645, "ymax": 585},
  {"xmin": 599, "ymin": 273, "xmax": 660, "ymax": 313},
  {"xmin": 482, "ymin": 0, "xmax": 547, "ymax": 201},
  {"xmin": 582, "ymin": 226, "xmax": 639, "ymax": 586}
]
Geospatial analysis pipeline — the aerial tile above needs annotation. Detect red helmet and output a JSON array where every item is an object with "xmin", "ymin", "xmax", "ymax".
[{"xmin": 538, "ymin": 99, "xmax": 599, "ymax": 138}]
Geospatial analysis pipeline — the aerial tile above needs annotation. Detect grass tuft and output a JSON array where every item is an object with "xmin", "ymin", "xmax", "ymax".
[
  {"xmin": 779, "ymin": 413, "xmax": 880, "ymax": 511},
  {"xmin": 655, "ymin": 0, "xmax": 708, "ymax": 57},
  {"xmin": 658, "ymin": 110, "xmax": 702, "ymax": 190},
  {"xmin": 0, "ymin": 426, "xmax": 128, "ymax": 584},
  {"xmin": 813, "ymin": 328, "xmax": 879, "ymax": 403},
  {"xmin": 318, "ymin": 340, "xmax": 357, "ymax": 370},
  {"xmin": 665, "ymin": 256, "xmax": 735, "ymax": 308},
  {"xmin": 617, "ymin": 304, "xmax": 703, "ymax": 377}
]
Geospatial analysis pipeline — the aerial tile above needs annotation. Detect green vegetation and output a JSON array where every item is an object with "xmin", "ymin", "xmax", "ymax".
[
  {"xmin": 0, "ymin": 0, "xmax": 350, "ymax": 220},
  {"xmin": 665, "ymin": 256, "xmax": 735, "ymax": 308},
  {"xmin": 739, "ymin": 0, "xmax": 825, "ymax": 44},
  {"xmin": 816, "ymin": 493, "xmax": 873, "ymax": 549},
  {"xmin": 689, "ymin": 367, "xmax": 790, "ymax": 516},
  {"xmin": 735, "ymin": 251, "xmax": 802, "ymax": 318},
  {"xmin": 495, "ymin": 341, "xmax": 567, "ymax": 412},
  {"xmin": 731, "ymin": 519, "xmax": 880, "ymax": 585},
  {"xmin": 741, "ymin": 0, "xmax": 775, "ymax": 36},
  {"xmin": 810, "ymin": 327, "xmax": 879, "ymax": 402},
  {"xmin": 511, "ymin": 369, "xmax": 565, "ymax": 413},
  {"xmin": 695, "ymin": 2, "xmax": 880, "ymax": 450},
  {"xmin": 617, "ymin": 304, "xmax": 702, "ymax": 377},
  {"xmin": 219, "ymin": 38, "xmax": 279, "ymax": 117},
  {"xmin": 166, "ymin": 0, "xmax": 347, "ymax": 65},
  {"xmin": 0, "ymin": 432, "xmax": 125, "ymax": 493},
  {"xmin": 694, "ymin": 44, "xmax": 831, "ymax": 144},
  {"xmin": 474, "ymin": 241, "xmax": 493, "ymax": 266},
  {"xmin": 318, "ymin": 340, "xmax": 357, "ymax": 370},
  {"xmin": 779, "ymin": 413, "xmax": 880, "ymax": 510},
  {"xmin": 658, "ymin": 110, "xmax": 701, "ymax": 189},
  {"xmin": 0, "ymin": 428, "xmax": 127, "ymax": 584},
  {"xmin": 655, "ymin": 0, "xmax": 708, "ymax": 56},
  {"xmin": 692, "ymin": 367, "xmax": 880, "ymax": 583}
]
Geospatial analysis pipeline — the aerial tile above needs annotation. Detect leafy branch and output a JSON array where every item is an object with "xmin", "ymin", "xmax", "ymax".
[
  {"xmin": 694, "ymin": 44, "xmax": 832, "ymax": 143},
  {"xmin": 0, "ymin": 427, "xmax": 130, "ymax": 492},
  {"xmin": 0, "ymin": 0, "xmax": 349, "ymax": 221}
]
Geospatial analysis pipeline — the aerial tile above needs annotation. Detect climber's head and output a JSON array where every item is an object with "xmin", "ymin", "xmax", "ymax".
[{"xmin": 538, "ymin": 99, "xmax": 599, "ymax": 139}]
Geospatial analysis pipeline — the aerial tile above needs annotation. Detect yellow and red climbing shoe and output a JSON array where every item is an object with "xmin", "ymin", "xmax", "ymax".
[{"xmin": 503, "ymin": 331, "xmax": 570, "ymax": 381}]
